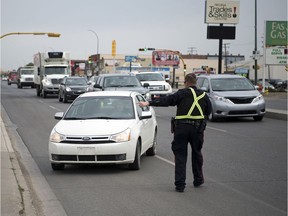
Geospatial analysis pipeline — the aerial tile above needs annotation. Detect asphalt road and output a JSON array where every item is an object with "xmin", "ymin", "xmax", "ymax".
[{"xmin": 1, "ymin": 83, "xmax": 287, "ymax": 216}]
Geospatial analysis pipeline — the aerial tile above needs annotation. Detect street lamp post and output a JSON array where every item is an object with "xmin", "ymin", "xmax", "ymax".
[
  {"xmin": 88, "ymin": 30, "xmax": 99, "ymax": 54},
  {"xmin": 0, "ymin": 32, "xmax": 61, "ymax": 39}
]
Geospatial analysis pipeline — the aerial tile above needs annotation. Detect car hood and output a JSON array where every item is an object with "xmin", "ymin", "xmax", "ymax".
[
  {"xmin": 54, "ymin": 119, "xmax": 134, "ymax": 136},
  {"xmin": 141, "ymin": 81, "xmax": 168, "ymax": 86},
  {"xmin": 68, "ymin": 85, "xmax": 88, "ymax": 89},
  {"xmin": 104, "ymin": 86, "xmax": 149, "ymax": 94},
  {"xmin": 212, "ymin": 90, "xmax": 260, "ymax": 98}
]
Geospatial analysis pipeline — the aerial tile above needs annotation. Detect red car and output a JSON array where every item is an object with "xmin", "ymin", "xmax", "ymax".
[{"xmin": 7, "ymin": 71, "xmax": 18, "ymax": 85}]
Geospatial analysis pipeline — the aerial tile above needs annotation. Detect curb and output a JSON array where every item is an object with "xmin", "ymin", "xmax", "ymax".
[
  {"xmin": 265, "ymin": 109, "xmax": 287, "ymax": 121},
  {"xmin": 1, "ymin": 106, "xmax": 67, "ymax": 216}
]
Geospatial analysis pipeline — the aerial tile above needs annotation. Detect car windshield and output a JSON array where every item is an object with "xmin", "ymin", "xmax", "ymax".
[
  {"xmin": 64, "ymin": 96, "xmax": 135, "ymax": 120},
  {"xmin": 45, "ymin": 67, "xmax": 68, "ymax": 75},
  {"xmin": 104, "ymin": 76, "xmax": 141, "ymax": 87},
  {"xmin": 66, "ymin": 78, "xmax": 87, "ymax": 86},
  {"xmin": 21, "ymin": 70, "xmax": 34, "ymax": 75},
  {"xmin": 211, "ymin": 78, "xmax": 255, "ymax": 91},
  {"xmin": 136, "ymin": 73, "xmax": 164, "ymax": 81}
]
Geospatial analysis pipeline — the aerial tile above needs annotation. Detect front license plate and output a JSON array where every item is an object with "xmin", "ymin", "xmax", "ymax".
[{"xmin": 77, "ymin": 147, "xmax": 95, "ymax": 155}]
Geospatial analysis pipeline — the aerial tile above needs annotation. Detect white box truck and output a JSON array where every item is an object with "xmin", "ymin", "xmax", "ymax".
[
  {"xmin": 34, "ymin": 52, "xmax": 71, "ymax": 98},
  {"xmin": 17, "ymin": 66, "xmax": 35, "ymax": 88}
]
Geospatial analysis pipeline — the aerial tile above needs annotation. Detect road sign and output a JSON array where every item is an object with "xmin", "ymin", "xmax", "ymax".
[{"xmin": 125, "ymin": 56, "xmax": 137, "ymax": 62}]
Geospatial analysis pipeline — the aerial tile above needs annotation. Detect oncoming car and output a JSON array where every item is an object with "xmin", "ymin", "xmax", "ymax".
[
  {"xmin": 197, "ymin": 74, "xmax": 266, "ymax": 121},
  {"xmin": 49, "ymin": 91, "xmax": 157, "ymax": 170}
]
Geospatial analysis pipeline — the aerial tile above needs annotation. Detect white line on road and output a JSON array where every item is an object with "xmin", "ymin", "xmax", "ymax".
[
  {"xmin": 155, "ymin": 155, "xmax": 175, "ymax": 166},
  {"xmin": 207, "ymin": 126, "xmax": 227, "ymax": 133}
]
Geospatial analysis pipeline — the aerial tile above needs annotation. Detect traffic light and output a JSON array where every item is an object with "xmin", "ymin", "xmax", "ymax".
[
  {"xmin": 138, "ymin": 48, "xmax": 155, "ymax": 51},
  {"xmin": 88, "ymin": 56, "xmax": 92, "ymax": 63},
  {"xmin": 184, "ymin": 64, "xmax": 187, "ymax": 72}
]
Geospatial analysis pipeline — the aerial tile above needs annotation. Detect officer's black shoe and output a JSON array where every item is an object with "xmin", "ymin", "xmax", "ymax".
[
  {"xmin": 193, "ymin": 181, "xmax": 204, "ymax": 187},
  {"xmin": 175, "ymin": 187, "xmax": 184, "ymax": 192}
]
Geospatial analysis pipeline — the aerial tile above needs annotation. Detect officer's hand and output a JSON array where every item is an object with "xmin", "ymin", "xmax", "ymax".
[{"xmin": 138, "ymin": 101, "xmax": 149, "ymax": 107}]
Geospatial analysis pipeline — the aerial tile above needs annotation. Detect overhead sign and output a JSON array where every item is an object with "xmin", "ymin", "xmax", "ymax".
[
  {"xmin": 205, "ymin": 0, "xmax": 240, "ymax": 24},
  {"xmin": 265, "ymin": 21, "xmax": 288, "ymax": 47},
  {"xmin": 152, "ymin": 51, "xmax": 180, "ymax": 66},
  {"xmin": 125, "ymin": 56, "xmax": 137, "ymax": 62},
  {"xmin": 265, "ymin": 47, "xmax": 287, "ymax": 65}
]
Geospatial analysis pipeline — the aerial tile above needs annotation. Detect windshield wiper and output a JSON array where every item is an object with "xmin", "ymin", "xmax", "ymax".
[{"xmin": 64, "ymin": 117, "xmax": 87, "ymax": 120}]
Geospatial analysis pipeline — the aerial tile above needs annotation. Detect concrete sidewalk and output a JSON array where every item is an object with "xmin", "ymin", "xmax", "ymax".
[{"xmin": 1, "ymin": 115, "xmax": 37, "ymax": 216}]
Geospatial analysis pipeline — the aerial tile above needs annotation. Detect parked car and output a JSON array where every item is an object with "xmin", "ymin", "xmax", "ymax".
[
  {"xmin": 93, "ymin": 73, "xmax": 151, "ymax": 99},
  {"xmin": 58, "ymin": 76, "xmax": 89, "ymax": 103},
  {"xmin": 7, "ymin": 71, "xmax": 17, "ymax": 85},
  {"xmin": 49, "ymin": 91, "xmax": 157, "ymax": 170},
  {"xmin": 275, "ymin": 80, "xmax": 288, "ymax": 90},
  {"xmin": 196, "ymin": 74, "xmax": 266, "ymax": 121},
  {"xmin": 135, "ymin": 72, "xmax": 172, "ymax": 99},
  {"xmin": 257, "ymin": 80, "xmax": 275, "ymax": 91}
]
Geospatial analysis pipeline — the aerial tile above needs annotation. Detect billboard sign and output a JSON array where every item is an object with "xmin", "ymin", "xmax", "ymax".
[
  {"xmin": 205, "ymin": 0, "xmax": 240, "ymax": 24},
  {"xmin": 152, "ymin": 51, "xmax": 180, "ymax": 66},
  {"xmin": 265, "ymin": 47, "xmax": 287, "ymax": 65},
  {"xmin": 265, "ymin": 21, "xmax": 288, "ymax": 46}
]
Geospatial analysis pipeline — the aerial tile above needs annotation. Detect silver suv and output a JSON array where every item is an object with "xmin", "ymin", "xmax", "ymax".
[
  {"xmin": 196, "ymin": 74, "xmax": 266, "ymax": 121},
  {"xmin": 93, "ymin": 73, "xmax": 151, "ymax": 100}
]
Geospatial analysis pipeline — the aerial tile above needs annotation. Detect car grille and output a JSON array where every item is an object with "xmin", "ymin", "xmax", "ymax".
[
  {"xmin": 51, "ymin": 78, "xmax": 63, "ymax": 84},
  {"xmin": 226, "ymin": 97, "xmax": 255, "ymax": 104},
  {"xmin": 25, "ymin": 78, "xmax": 33, "ymax": 81},
  {"xmin": 148, "ymin": 85, "xmax": 165, "ymax": 91},
  {"xmin": 228, "ymin": 110, "xmax": 257, "ymax": 115},
  {"xmin": 61, "ymin": 136, "xmax": 113, "ymax": 144},
  {"xmin": 51, "ymin": 154, "xmax": 126, "ymax": 162}
]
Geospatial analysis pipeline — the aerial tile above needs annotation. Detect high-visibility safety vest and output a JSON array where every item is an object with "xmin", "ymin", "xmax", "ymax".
[{"xmin": 175, "ymin": 88, "xmax": 205, "ymax": 120}]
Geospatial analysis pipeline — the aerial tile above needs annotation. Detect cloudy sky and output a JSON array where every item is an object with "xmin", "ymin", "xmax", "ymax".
[{"xmin": 0, "ymin": 0, "xmax": 287, "ymax": 71}]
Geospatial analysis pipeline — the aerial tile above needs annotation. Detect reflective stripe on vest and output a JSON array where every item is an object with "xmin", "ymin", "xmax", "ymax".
[{"xmin": 175, "ymin": 88, "xmax": 205, "ymax": 120}]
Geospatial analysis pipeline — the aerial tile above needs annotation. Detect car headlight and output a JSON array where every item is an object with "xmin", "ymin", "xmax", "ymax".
[
  {"xmin": 42, "ymin": 79, "xmax": 52, "ymax": 86},
  {"xmin": 145, "ymin": 92, "xmax": 151, "ymax": 100},
  {"xmin": 50, "ymin": 129, "xmax": 65, "ymax": 143},
  {"xmin": 110, "ymin": 128, "xmax": 131, "ymax": 143},
  {"xmin": 252, "ymin": 94, "xmax": 263, "ymax": 103},
  {"xmin": 212, "ymin": 95, "xmax": 233, "ymax": 104},
  {"xmin": 165, "ymin": 84, "xmax": 171, "ymax": 91},
  {"xmin": 65, "ymin": 86, "xmax": 72, "ymax": 92}
]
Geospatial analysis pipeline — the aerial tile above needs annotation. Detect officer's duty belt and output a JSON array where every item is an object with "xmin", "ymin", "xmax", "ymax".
[{"xmin": 175, "ymin": 119, "xmax": 203, "ymax": 125}]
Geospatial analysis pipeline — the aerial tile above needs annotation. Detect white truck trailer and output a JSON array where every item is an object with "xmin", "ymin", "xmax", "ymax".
[{"xmin": 34, "ymin": 52, "xmax": 71, "ymax": 98}]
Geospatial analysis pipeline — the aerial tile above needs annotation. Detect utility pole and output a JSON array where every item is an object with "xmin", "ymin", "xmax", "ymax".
[
  {"xmin": 223, "ymin": 43, "xmax": 230, "ymax": 73},
  {"xmin": 254, "ymin": 0, "xmax": 258, "ymax": 83}
]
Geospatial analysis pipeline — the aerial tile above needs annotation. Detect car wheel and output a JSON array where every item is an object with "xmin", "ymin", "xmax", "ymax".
[
  {"xmin": 146, "ymin": 129, "xmax": 157, "ymax": 156},
  {"xmin": 58, "ymin": 92, "xmax": 63, "ymax": 102},
  {"xmin": 42, "ymin": 90, "xmax": 47, "ymax": 98},
  {"xmin": 129, "ymin": 140, "xmax": 141, "ymax": 170},
  {"xmin": 51, "ymin": 163, "xmax": 65, "ymax": 171},
  {"xmin": 208, "ymin": 112, "xmax": 217, "ymax": 122},
  {"xmin": 253, "ymin": 116, "xmax": 263, "ymax": 121},
  {"xmin": 63, "ymin": 94, "xmax": 68, "ymax": 103}
]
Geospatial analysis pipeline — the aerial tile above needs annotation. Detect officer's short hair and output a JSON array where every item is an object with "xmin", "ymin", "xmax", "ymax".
[{"xmin": 185, "ymin": 73, "xmax": 197, "ymax": 85}]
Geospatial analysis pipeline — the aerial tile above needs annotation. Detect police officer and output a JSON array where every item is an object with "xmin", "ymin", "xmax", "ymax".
[{"xmin": 138, "ymin": 73, "xmax": 212, "ymax": 192}]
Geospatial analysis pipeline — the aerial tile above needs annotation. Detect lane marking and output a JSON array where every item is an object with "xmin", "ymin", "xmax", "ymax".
[
  {"xmin": 207, "ymin": 126, "xmax": 227, "ymax": 133},
  {"xmin": 155, "ymin": 155, "xmax": 175, "ymax": 166}
]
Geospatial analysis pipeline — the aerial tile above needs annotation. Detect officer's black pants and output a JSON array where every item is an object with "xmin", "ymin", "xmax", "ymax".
[{"xmin": 171, "ymin": 123, "xmax": 204, "ymax": 189}]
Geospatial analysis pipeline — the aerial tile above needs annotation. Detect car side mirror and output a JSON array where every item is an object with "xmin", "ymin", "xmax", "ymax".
[
  {"xmin": 139, "ymin": 110, "xmax": 152, "ymax": 120},
  {"xmin": 54, "ymin": 112, "xmax": 64, "ymax": 120},
  {"xmin": 94, "ymin": 83, "xmax": 101, "ymax": 89},
  {"xmin": 200, "ymin": 86, "xmax": 208, "ymax": 92},
  {"xmin": 143, "ymin": 83, "xmax": 149, "ymax": 88}
]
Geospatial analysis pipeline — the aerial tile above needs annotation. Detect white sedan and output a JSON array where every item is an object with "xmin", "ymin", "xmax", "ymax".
[{"xmin": 49, "ymin": 91, "xmax": 157, "ymax": 170}]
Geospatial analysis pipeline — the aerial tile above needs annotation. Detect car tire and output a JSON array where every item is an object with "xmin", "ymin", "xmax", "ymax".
[
  {"xmin": 208, "ymin": 112, "xmax": 217, "ymax": 122},
  {"xmin": 129, "ymin": 140, "xmax": 141, "ymax": 170},
  {"xmin": 253, "ymin": 116, "xmax": 263, "ymax": 121},
  {"xmin": 58, "ymin": 92, "xmax": 63, "ymax": 102},
  {"xmin": 146, "ymin": 129, "xmax": 157, "ymax": 156},
  {"xmin": 63, "ymin": 94, "xmax": 68, "ymax": 103},
  {"xmin": 51, "ymin": 163, "xmax": 65, "ymax": 171},
  {"xmin": 42, "ymin": 90, "xmax": 47, "ymax": 98}
]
